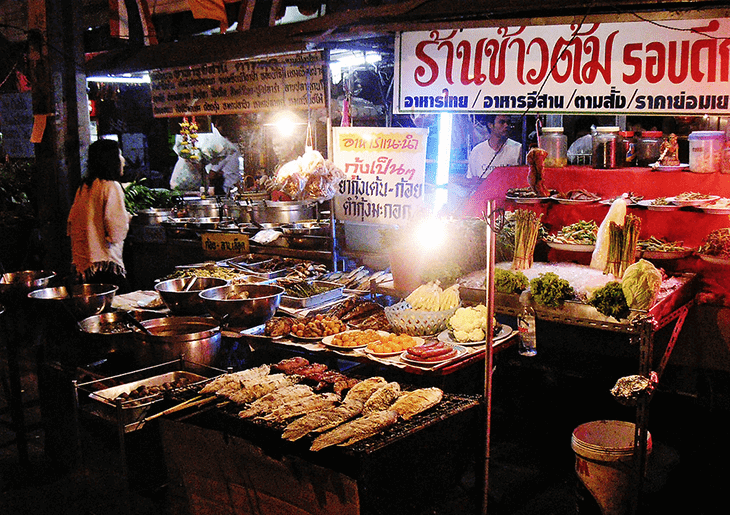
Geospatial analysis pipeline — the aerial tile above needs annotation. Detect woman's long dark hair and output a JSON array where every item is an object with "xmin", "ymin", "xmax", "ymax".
[{"xmin": 81, "ymin": 139, "xmax": 123, "ymax": 187}]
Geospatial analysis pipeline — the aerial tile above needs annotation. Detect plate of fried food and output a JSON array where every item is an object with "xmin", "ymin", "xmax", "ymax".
[
  {"xmin": 288, "ymin": 314, "xmax": 348, "ymax": 341},
  {"xmin": 364, "ymin": 333, "xmax": 423, "ymax": 357},
  {"xmin": 550, "ymin": 189, "xmax": 601, "ymax": 204},
  {"xmin": 665, "ymin": 192, "xmax": 719, "ymax": 207},
  {"xmin": 322, "ymin": 329, "xmax": 388, "ymax": 350}
]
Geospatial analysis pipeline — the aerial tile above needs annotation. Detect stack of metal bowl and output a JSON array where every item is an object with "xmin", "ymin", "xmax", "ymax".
[
  {"xmin": 155, "ymin": 276, "xmax": 229, "ymax": 315},
  {"xmin": 199, "ymin": 283, "xmax": 284, "ymax": 328},
  {"xmin": 0, "ymin": 270, "xmax": 56, "ymax": 304}
]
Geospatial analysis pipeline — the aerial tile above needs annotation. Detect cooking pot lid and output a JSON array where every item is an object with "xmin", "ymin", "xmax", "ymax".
[{"xmin": 138, "ymin": 316, "xmax": 220, "ymax": 342}]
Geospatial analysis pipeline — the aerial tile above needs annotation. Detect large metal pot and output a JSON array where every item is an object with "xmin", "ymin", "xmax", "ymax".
[
  {"xmin": 132, "ymin": 208, "xmax": 173, "ymax": 225},
  {"xmin": 175, "ymin": 199, "xmax": 220, "ymax": 218},
  {"xmin": 221, "ymin": 199, "xmax": 257, "ymax": 223},
  {"xmin": 134, "ymin": 316, "xmax": 222, "ymax": 367},
  {"xmin": 248, "ymin": 200, "xmax": 316, "ymax": 224}
]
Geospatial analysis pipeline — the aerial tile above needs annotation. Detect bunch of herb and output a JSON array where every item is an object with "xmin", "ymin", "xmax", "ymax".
[
  {"xmin": 604, "ymin": 214, "xmax": 641, "ymax": 279},
  {"xmin": 124, "ymin": 180, "xmax": 182, "ymax": 215},
  {"xmin": 512, "ymin": 209, "xmax": 543, "ymax": 270},
  {"xmin": 529, "ymin": 272, "xmax": 574, "ymax": 307},
  {"xmin": 588, "ymin": 281, "xmax": 630, "ymax": 320},
  {"xmin": 494, "ymin": 268, "xmax": 529, "ymax": 294}
]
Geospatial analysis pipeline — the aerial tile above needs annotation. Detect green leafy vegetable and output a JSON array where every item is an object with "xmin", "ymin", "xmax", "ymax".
[
  {"xmin": 124, "ymin": 180, "xmax": 182, "ymax": 215},
  {"xmin": 589, "ymin": 281, "xmax": 630, "ymax": 320},
  {"xmin": 494, "ymin": 269, "xmax": 529, "ymax": 294},
  {"xmin": 529, "ymin": 272, "xmax": 574, "ymax": 307},
  {"xmin": 621, "ymin": 259, "xmax": 662, "ymax": 311}
]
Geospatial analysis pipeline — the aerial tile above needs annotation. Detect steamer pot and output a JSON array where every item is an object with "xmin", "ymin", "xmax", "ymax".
[
  {"xmin": 248, "ymin": 200, "xmax": 316, "ymax": 224},
  {"xmin": 132, "ymin": 209, "xmax": 173, "ymax": 225},
  {"xmin": 134, "ymin": 316, "xmax": 222, "ymax": 367},
  {"xmin": 175, "ymin": 199, "xmax": 220, "ymax": 219}
]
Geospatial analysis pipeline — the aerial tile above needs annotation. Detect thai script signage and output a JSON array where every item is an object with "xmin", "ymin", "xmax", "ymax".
[
  {"xmin": 332, "ymin": 127, "xmax": 427, "ymax": 224},
  {"xmin": 201, "ymin": 232, "xmax": 249, "ymax": 258},
  {"xmin": 149, "ymin": 51, "xmax": 325, "ymax": 117},
  {"xmin": 395, "ymin": 19, "xmax": 730, "ymax": 114}
]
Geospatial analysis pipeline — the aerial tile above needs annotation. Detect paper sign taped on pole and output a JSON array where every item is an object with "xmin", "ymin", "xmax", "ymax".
[{"xmin": 332, "ymin": 127, "xmax": 428, "ymax": 225}]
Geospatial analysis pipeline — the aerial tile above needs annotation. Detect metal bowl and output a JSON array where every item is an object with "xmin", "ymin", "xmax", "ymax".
[
  {"xmin": 0, "ymin": 270, "xmax": 56, "ymax": 302},
  {"xmin": 155, "ymin": 276, "xmax": 229, "ymax": 315},
  {"xmin": 199, "ymin": 283, "xmax": 284, "ymax": 328},
  {"xmin": 28, "ymin": 283, "xmax": 118, "ymax": 320}
]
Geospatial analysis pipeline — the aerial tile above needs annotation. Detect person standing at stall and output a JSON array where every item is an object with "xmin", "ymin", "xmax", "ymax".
[
  {"xmin": 467, "ymin": 114, "xmax": 523, "ymax": 179},
  {"xmin": 67, "ymin": 139, "xmax": 132, "ymax": 292}
]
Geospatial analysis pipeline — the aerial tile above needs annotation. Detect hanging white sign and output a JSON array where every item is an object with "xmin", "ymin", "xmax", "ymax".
[
  {"xmin": 395, "ymin": 18, "xmax": 730, "ymax": 115},
  {"xmin": 332, "ymin": 127, "xmax": 428, "ymax": 225}
]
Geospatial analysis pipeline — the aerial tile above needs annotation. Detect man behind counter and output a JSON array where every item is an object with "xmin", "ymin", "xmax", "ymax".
[{"xmin": 467, "ymin": 114, "xmax": 523, "ymax": 179}]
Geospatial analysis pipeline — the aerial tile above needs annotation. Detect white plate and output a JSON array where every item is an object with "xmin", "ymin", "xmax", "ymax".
[
  {"xmin": 550, "ymin": 194, "xmax": 600, "ymax": 205},
  {"xmin": 545, "ymin": 241, "xmax": 596, "ymax": 252},
  {"xmin": 321, "ymin": 329, "xmax": 390, "ymax": 350},
  {"xmin": 506, "ymin": 195, "xmax": 550, "ymax": 204},
  {"xmin": 641, "ymin": 249, "xmax": 693, "ymax": 260},
  {"xmin": 437, "ymin": 324, "xmax": 514, "ymax": 346},
  {"xmin": 700, "ymin": 205, "xmax": 730, "ymax": 215},
  {"xmin": 363, "ymin": 335, "xmax": 426, "ymax": 357},
  {"xmin": 637, "ymin": 199, "xmax": 679, "ymax": 211},
  {"xmin": 400, "ymin": 345, "xmax": 467, "ymax": 366},
  {"xmin": 649, "ymin": 164, "xmax": 690, "ymax": 172},
  {"xmin": 698, "ymin": 254, "xmax": 730, "ymax": 266},
  {"xmin": 600, "ymin": 198, "xmax": 641, "ymax": 207},
  {"xmin": 665, "ymin": 195, "xmax": 720, "ymax": 207}
]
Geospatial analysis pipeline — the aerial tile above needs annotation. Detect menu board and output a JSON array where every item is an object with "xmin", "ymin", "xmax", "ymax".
[
  {"xmin": 0, "ymin": 93, "xmax": 34, "ymax": 158},
  {"xmin": 149, "ymin": 51, "xmax": 325, "ymax": 118},
  {"xmin": 332, "ymin": 127, "xmax": 428, "ymax": 225}
]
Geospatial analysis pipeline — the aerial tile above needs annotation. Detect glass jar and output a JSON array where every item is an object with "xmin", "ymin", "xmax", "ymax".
[
  {"xmin": 636, "ymin": 131, "xmax": 663, "ymax": 166},
  {"xmin": 722, "ymin": 146, "xmax": 730, "ymax": 174},
  {"xmin": 541, "ymin": 127, "xmax": 567, "ymax": 167},
  {"xmin": 618, "ymin": 131, "xmax": 637, "ymax": 167},
  {"xmin": 689, "ymin": 131, "xmax": 725, "ymax": 173},
  {"xmin": 592, "ymin": 127, "xmax": 621, "ymax": 169}
]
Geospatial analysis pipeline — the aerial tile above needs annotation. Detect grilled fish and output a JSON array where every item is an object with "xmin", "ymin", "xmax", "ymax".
[
  {"xmin": 390, "ymin": 387, "xmax": 443, "ymax": 421},
  {"xmin": 237, "ymin": 384, "xmax": 313, "ymax": 419},
  {"xmin": 363, "ymin": 382, "xmax": 401, "ymax": 414},
  {"xmin": 226, "ymin": 373, "xmax": 299, "ymax": 405},
  {"xmin": 199, "ymin": 365, "xmax": 271, "ymax": 395},
  {"xmin": 281, "ymin": 401, "xmax": 364, "ymax": 441},
  {"xmin": 343, "ymin": 376, "xmax": 387, "ymax": 405},
  {"xmin": 310, "ymin": 410, "xmax": 399, "ymax": 451},
  {"xmin": 259, "ymin": 392, "xmax": 340, "ymax": 423}
]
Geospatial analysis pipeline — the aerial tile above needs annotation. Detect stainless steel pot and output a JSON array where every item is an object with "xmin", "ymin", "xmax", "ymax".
[
  {"xmin": 248, "ymin": 200, "xmax": 316, "ymax": 224},
  {"xmin": 132, "ymin": 209, "xmax": 173, "ymax": 225},
  {"xmin": 134, "ymin": 316, "xmax": 222, "ymax": 367},
  {"xmin": 175, "ymin": 199, "xmax": 220, "ymax": 218}
]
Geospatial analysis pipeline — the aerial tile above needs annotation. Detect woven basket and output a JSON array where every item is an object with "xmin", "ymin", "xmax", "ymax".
[{"xmin": 384, "ymin": 301, "xmax": 459, "ymax": 336}]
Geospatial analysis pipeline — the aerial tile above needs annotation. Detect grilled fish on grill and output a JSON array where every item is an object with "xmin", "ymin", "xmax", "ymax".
[
  {"xmin": 343, "ymin": 376, "xmax": 387, "ymax": 405},
  {"xmin": 363, "ymin": 382, "xmax": 401, "ymax": 414},
  {"xmin": 237, "ymin": 384, "xmax": 313, "ymax": 419},
  {"xmin": 390, "ymin": 387, "xmax": 444, "ymax": 421},
  {"xmin": 226, "ymin": 373, "xmax": 299, "ymax": 405},
  {"xmin": 309, "ymin": 410, "xmax": 399, "ymax": 451},
  {"xmin": 199, "ymin": 365, "xmax": 271, "ymax": 395},
  {"xmin": 281, "ymin": 401, "xmax": 365, "ymax": 441},
  {"xmin": 259, "ymin": 392, "xmax": 340, "ymax": 423}
]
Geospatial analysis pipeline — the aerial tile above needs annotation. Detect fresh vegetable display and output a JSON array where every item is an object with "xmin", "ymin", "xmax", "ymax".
[
  {"xmin": 405, "ymin": 282, "xmax": 460, "ymax": 312},
  {"xmin": 605, "ymin": 214, "xmax": 641, "ymax": 279},
  {"xmin": 512, "ymin": 209, "xmax": 543, "ymax": 270},
  {"xmin": 280, "ymin": 281, "xmax": 338, "ymax": 298},
  {"xmin": 494, "ymin": 268, "xmax": 529, "ymax": 294},
  {"xmin": 638, "ymin": 236, "xmax": 691, "ymax": 253},
  {"xmin": 529, "ymin": 272, "xmax": 574, "ymax": 307},
  {"xmin": 448, "ymin": 305, "xmax": 489, "ymax": 343},
  {"xmin": 588, "ymin": 281, "xmax": 630, "ymax": 320},
  {"xmin": 621, "ymin": 259, "xmax": 663, "ymax": 311},
  {"xmin": 124, "ymin": 180, "xmax": 182, "ymax": 215},
  {"xmin": 545, "ymin": 219, "xmax": 598, "ymax": 245},
  {"xmin": 698, "ymin": 227, "xmax": 730, "ymax": 257}
]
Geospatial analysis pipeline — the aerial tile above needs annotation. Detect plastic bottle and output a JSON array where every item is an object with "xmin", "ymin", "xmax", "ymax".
[
  {"xmin": 542, "ymin": 127, "xmax": 567, "ymax": 168},
  {"xmin": 518, "ymin": 290, "xmax": 537, "ymax": 357},
  {"xmin": 637, "ymin": 131, "xmax": 663, "ymax": 166},
  {"xmin": 619, "ymin": 130, "xmax": 637, "ymax": 167}
]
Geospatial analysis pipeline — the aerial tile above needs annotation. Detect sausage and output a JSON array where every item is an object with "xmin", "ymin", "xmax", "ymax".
[{"xmin": 407, "ymin": 342, "xmax": 449, "ymax": 358}]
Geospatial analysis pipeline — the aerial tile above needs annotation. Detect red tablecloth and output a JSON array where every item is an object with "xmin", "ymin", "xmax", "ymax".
[{"xmin": 458, "ymin": 165, "xmax": 730, "ymax": 305}]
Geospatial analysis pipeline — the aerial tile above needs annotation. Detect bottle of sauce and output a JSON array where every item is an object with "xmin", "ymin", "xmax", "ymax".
[
  {"xmin": 592, "ymin": 127, "xmax": 620, "ymax": 169},
  {"xmin": 619, "ymin": 130, "xmax": 637, "ymax": 167},
  {"xmin": 542, "ymin": 127, "xmax": 567, "ymax": 168}
]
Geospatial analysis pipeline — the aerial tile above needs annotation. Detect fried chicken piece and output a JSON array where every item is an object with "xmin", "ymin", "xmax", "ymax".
[{"xmin": 271, "ymin": 357, "xmax": 310, "ymax": 375}]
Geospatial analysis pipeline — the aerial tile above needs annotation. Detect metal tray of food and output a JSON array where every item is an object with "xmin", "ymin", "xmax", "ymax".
[
  {"xmin": 221, "ymin": 254, "xmax": 273, "ymax": 268},
  {"xmin": 87, "ymin": 371, "xmax": 211, "ymax": 429},
  {"xmin": 280, "ymin": 280, "xmax": 345, "ymax": 308}
]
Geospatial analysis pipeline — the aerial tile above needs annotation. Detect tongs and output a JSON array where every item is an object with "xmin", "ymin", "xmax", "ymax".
[{"xmin": 122, "ymin": 310, "xmax": 154, "ymax": 336}]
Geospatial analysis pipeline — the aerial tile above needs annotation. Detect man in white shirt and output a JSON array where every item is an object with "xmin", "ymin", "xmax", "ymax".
[{"xmin": 467, "ymin": 114, "xmax": 523, "ymax": 179}]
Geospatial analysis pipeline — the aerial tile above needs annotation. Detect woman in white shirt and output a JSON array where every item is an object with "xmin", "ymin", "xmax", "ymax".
[{"xmin": 67, "ymin": 139, "xmax": 132, "ymax": 291}]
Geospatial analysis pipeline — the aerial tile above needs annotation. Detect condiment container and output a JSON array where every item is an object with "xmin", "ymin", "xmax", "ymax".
[
  {"xmin": 722, "ymin": 146, "xmax": 730, "ymax": 174},
  {"xmin": 618, "ymin": 131, "xmax": 637, "ymax": 167},
  {"xmin": 541, "ymin": 127, "xmax": 567, "ymax": 168},
  {"xmin": 636, "ymin": 131, "xmax": 663, "ymax": 166},
  {"xmin": 689, "ymin": 131, "xmax": 725, "ymax": 173},
  {"xmin": 592, "ymin": 127, "xmax": 621, "ymax": 169}
]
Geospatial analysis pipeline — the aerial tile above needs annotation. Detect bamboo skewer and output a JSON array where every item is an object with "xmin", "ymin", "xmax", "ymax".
[{"xmin": 143, "ymin": 394, "xmax": 218, "ymax": 422}]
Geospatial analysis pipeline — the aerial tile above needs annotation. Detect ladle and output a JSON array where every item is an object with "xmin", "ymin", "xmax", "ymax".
[{"xmin": 122, "ymin": 310, "xmax": 154, "ymax": 336}]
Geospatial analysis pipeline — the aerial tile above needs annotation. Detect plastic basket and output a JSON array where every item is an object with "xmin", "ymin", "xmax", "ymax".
[{"xmin": 384, "ymin": 301, "xmax": 458, "ymax": 336}]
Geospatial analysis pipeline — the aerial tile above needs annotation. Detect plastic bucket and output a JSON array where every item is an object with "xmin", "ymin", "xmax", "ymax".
[{"xmin": 571, "ymin": 420, "xmax": 652, "ymax": 515}]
